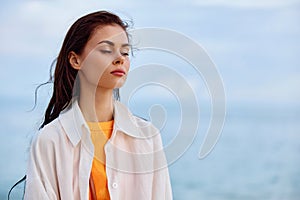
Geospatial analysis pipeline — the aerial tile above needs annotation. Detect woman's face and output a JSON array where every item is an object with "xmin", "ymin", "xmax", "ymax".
[{"xmin": 74, "ymin": 24, "xmax": 130, "ymax": 91}]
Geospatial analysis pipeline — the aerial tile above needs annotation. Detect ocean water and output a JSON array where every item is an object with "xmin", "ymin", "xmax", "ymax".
[
  {"xmin": 168, "ymin": 107, "xmax": 300, "ymax": 200},
  {"xmin": 1, "ymin": 98, "xmax": 300, "ymax": 200}
]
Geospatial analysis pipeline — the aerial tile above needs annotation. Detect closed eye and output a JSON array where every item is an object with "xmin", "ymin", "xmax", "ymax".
[
  {"xmin": 100, "ymin": 50, "xmax": 112, "ymax": 54},
  {"xmin": 121, "ymin": 52, "xmax": 129, "ymax": 56}
]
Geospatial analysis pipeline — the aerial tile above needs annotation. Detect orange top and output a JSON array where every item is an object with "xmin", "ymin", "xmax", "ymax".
[{"xmin": 88, "ymin": 120, "xmax": 114, "ymax": 200}]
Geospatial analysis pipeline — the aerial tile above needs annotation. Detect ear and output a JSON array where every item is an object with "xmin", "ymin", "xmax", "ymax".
[{"xmin": 68, "ymin": 51, "xmax": 81, "ymax": 70}]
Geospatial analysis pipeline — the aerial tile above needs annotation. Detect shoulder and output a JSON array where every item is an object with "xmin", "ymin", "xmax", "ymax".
[
  {"xmin": 133, "ymin": 115, "xmax": 152, "ymax": 127},
  {"xmin": 31, "ymin": 118, "xmax": 64, "ymax": 148},
  {"xmin": 114, "ymin": 101, "xmax": 161, "ymax": 139},
  {"xmin": 132, "ymin": 114, "xmax": 163, "ymax": 144}
]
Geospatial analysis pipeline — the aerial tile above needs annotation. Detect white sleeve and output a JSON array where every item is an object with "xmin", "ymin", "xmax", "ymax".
[
  {"xmin": 152, "ymin": 131, "xmax": 173, "ymax": 200},
  {"xmin": 24, "ymin": 130, "xmax": 58, "ymax": 200}
]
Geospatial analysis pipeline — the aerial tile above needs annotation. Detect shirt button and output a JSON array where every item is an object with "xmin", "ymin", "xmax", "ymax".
[{"xmin": 112, "ymin": 182, "xmax": 118, "ymax": 189}]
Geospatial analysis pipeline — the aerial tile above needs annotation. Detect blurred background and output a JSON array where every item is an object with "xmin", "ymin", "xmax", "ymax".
[{"xmin": 1, "ymin": 0, "xmax": 299, "ymax": 199}]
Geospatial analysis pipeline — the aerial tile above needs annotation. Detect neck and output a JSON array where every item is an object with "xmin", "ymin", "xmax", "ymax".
[{"xmin": 79, "ymin": 86, "xmax": 114, "ymax": 122}]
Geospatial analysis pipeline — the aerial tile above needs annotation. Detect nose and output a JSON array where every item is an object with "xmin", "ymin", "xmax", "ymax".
[{"xmin": 112, "ymin": 55, "xmax": 125, "ymax": 66}]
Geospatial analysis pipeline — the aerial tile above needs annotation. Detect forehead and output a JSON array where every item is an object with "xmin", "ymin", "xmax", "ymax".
[{"xmin": 88, "ymin": 25, "xmax": 128, "ymax": 46}]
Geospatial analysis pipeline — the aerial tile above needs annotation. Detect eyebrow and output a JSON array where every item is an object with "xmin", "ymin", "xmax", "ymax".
[{"xmin": 98, "ymin": 40, "xmax": 130, "ymax": 47}]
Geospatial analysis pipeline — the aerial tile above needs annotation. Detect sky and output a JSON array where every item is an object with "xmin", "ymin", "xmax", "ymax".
[
  {"xmin": 0, "ymin": 0, "xmax": 299, "ymax": 108},
  {"xmin": 0, "ymin": 0, "xmax": 300, "ymax": 198}
]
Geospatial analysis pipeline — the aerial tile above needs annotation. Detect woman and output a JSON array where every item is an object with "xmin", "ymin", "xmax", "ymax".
[{"xmin": 24, "ymin": 11, "xmax": 172, "ymax": 200}]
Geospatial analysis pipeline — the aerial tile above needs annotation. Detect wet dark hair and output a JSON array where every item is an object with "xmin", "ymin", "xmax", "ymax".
[
  {"xmin": 41, "ymin": 10, "xmax": 129, "ymax": 129},
  {"xmin": 8, "ymin": 10, "xmax": 130, "ymax": 200}
]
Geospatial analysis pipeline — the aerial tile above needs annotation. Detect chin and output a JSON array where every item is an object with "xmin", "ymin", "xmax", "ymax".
[
  {"xmin": 97, "ymin": 83, "xmax": 125, "ymax": 90},
  {"xmin": 113, "ymin": 80, "xmax": 126, "ymax": 89}
]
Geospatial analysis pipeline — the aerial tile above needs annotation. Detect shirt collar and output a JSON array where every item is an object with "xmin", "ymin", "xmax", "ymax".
[{"xmin": 58, "ymin": 98, "xmax": 142, "ymax": 147}]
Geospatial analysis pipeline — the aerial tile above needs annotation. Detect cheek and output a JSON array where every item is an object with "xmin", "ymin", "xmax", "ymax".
[
  {"xmin": 80, "ymin": 52, "xmax": 111, "ymax": 82},
  {"xmin": 125, "ymin": 59, "xmax": 130, "ymax": 72}
]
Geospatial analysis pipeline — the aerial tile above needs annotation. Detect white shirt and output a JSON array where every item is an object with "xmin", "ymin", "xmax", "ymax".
[{"xmin": 24, "ymin": 99, "xmax": 173, "ymax": 200}]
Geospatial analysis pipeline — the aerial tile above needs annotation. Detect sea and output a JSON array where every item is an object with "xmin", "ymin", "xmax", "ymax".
[{"xmin": 0, "ymin": 96, "xmax": 299, "ymax": 200}]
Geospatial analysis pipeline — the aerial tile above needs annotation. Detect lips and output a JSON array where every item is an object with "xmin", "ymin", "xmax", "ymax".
[{"xmin": 110, "ymin": 69, "xmax": 126, "ymax": 76}]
